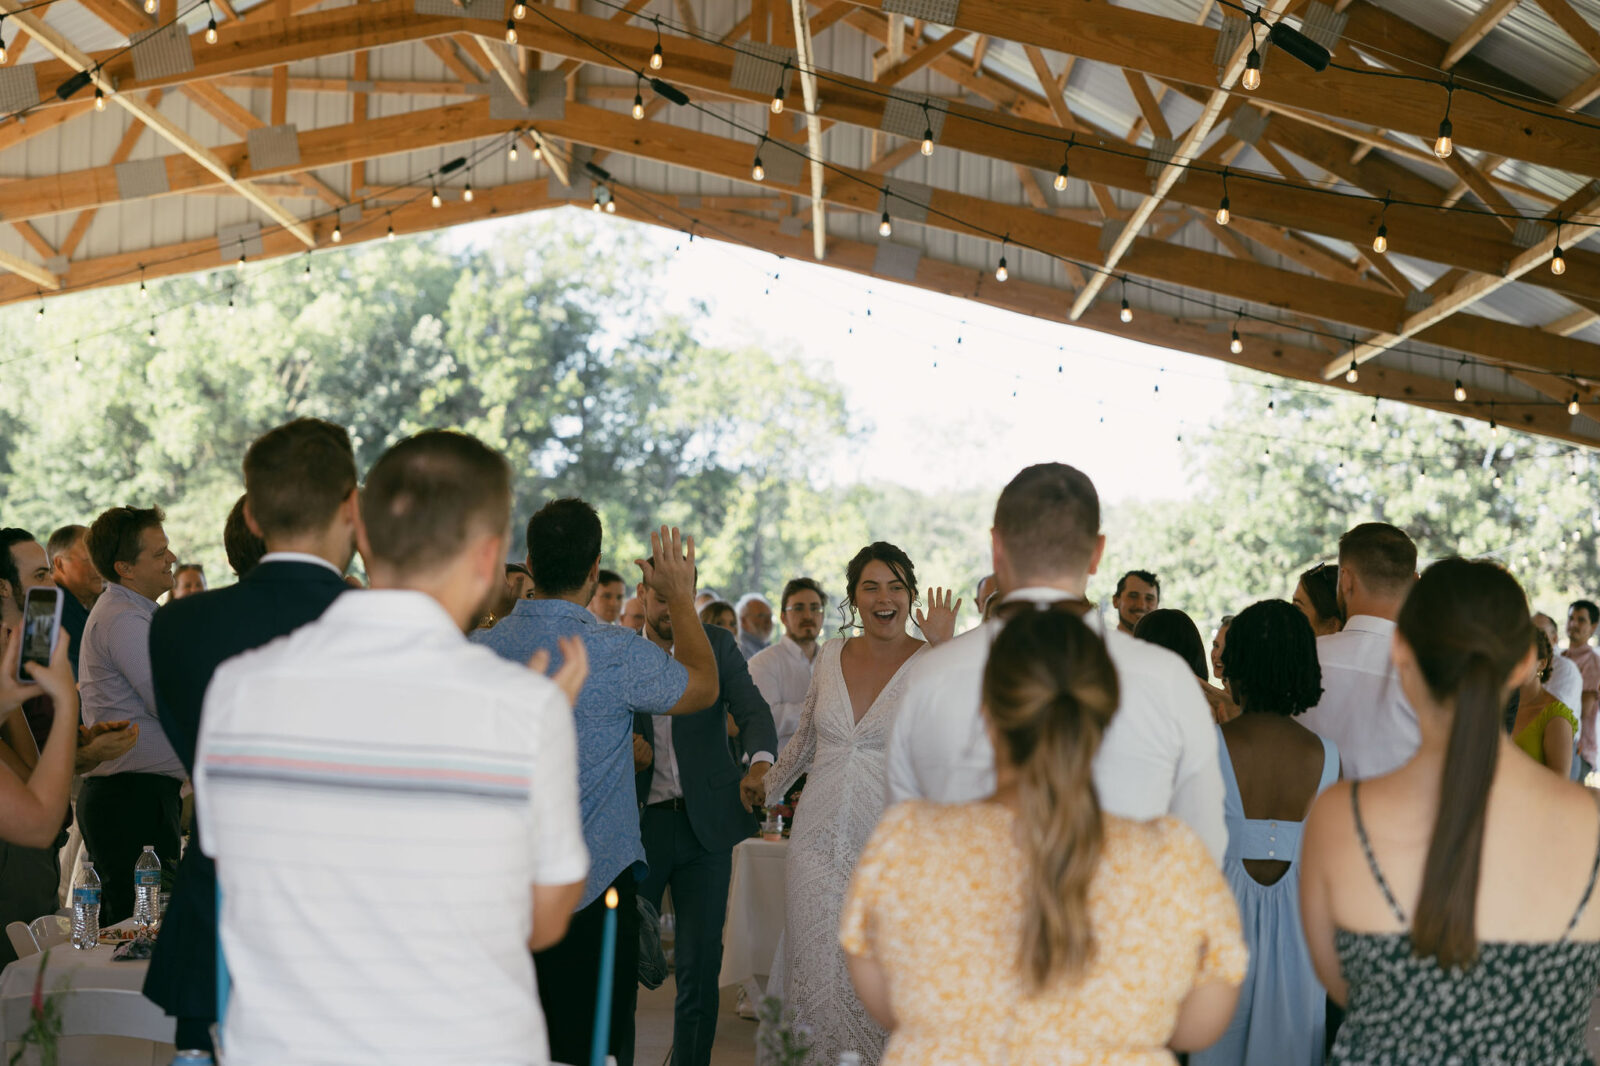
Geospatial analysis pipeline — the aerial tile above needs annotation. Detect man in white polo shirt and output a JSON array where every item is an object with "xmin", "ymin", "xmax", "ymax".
[
  {"xmin": 195, "ymin": 430, "xmax": 589, "ymax": 1066},
  {"xmin": 1298, "ymin": 522, "xmax": 1420, "ymax": 780},
  {"xmin": 885, "ymin": 463, "xmax": 1226, "ymax": 863}
]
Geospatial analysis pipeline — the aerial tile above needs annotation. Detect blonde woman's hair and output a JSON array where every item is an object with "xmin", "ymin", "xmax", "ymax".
[{"xmin": 983, "ymin": 606, "xmax": 1120, "ymax": 991}]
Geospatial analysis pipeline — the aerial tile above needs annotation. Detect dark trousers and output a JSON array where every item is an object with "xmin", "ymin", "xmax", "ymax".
[
  {"xmin": 535, "ymin": 871, "xmax": 639, "ymax": 1066},
  {"xmin": 638, "ymin": 807, "xmax": 734, "ymax": 1066},
  {"xmin": 0, "ymin": 839, "xmax": 61, "ymax": 966},
  {"xmin": 76, "ymin": 774, "xmax": 181, "ymax": 927}
]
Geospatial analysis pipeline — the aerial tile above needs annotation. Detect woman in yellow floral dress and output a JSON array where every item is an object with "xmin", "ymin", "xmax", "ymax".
[{"xmin": 841, "ymin": 607, "xmax": 1247, "ymax": 1066}]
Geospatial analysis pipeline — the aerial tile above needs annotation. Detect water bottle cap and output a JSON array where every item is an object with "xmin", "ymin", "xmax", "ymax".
[{"xmin": 142, "ymin": 845, "xmax": 155, "ymax": 851}]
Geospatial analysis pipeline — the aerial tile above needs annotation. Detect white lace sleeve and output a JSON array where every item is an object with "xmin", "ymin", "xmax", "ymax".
[{"xmin": 767, "ymin": 661, "xmax": 820, "ymax": 803}]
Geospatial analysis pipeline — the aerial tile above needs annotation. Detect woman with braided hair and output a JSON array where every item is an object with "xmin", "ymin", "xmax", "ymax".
[
  {"xmin": 1192, "ymin": 598, "xmax": 1336, "ymax": 1066},
  {"xmin": 839, "ymin": 606, "xmax": 1246, "ymax": 1065}
]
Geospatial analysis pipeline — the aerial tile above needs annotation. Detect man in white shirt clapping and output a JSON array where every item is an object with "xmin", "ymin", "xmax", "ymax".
[
  {"xmin": 1298, "ymin": 522, "xmax": 1420, "ymax": 781},
  {"xmin": 885, "ymin": 463, "xmax": 1227, "ymax": 864}
]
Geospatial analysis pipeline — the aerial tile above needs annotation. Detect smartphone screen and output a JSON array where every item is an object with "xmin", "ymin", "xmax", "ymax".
[{"xmin": 17, "ymin": 586, "xmax": 63, "ymax": 684}]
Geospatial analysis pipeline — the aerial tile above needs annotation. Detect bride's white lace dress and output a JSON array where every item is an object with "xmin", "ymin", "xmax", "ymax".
[{"xmin": 765, "ymin": 636, "xmax": 928, "ymax": 1066}]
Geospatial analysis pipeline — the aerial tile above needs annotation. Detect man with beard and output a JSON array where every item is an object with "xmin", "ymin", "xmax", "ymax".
[
  {"xmin": 1111, "ymin": 570, "xmax": 1160, "ymax": 634},
  {"xmin": 749, "ymin": 577, "xmax": 826, "ymax": 757},
  {"xmin": 634, "ymin": 579, "xmax": 775, "ymax": 1066}
]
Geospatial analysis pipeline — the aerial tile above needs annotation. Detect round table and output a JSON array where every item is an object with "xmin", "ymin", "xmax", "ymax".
[
  {"xmin": 718, "ymin": 836, "xmax": 787, "ymax": 1001},
  {"xmin": 1, "ymin": 925, "xmax": 175, "ymax": 1066}
]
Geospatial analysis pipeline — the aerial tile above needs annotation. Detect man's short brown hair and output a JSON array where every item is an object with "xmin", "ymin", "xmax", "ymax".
[
  {"xmin": 1338, "ymin": 522, "xmax": 1417, "ymax": 594},
  {"xmin": 993, "ymin": 464, "xmax": 1101, "ymax": 577},
  {"xmin": 243, "ymin": 418, "xmax": 357, "ymax": 540},
  {"xmin": 87, "ymin": 506, "xmax": 165, "ymax": 585},
  {"xmin": 360, "ymin": 430, "xmax": 511, "ymax": 575}
]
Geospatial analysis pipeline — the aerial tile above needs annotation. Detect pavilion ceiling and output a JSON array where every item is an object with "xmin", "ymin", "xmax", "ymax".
[{"xmin": 1, "ymin": 0, "xmax": 1599, "ymax": 444}]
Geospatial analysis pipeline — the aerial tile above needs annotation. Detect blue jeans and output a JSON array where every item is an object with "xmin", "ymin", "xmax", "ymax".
[{"xmin": 638, "ymin": 806, "xmax": 734, "ymax": 1066}]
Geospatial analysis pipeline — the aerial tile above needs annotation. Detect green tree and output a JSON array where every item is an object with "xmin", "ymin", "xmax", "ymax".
[{"xmin": 1100, "ymin": 373, "xmax": 1599, "ymax": 630}]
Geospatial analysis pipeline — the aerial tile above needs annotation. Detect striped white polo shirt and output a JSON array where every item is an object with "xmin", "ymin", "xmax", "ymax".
[{"xmin": 195, "ymin": 589, "xmax": 588, "ymax": 1066}]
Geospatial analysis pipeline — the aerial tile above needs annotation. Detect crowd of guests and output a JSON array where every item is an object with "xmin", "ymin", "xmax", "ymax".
[{"xmin": 4, "ymin": 419, "xmax": 1600, "ymax": 1066}]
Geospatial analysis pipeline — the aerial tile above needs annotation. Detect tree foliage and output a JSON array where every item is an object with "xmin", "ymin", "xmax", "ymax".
[{"xmin": 1098, "ymin": 376, "xmax": 1600, "ymax": 631}]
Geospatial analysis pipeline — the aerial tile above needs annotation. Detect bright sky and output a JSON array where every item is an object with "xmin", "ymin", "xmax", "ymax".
[{"xmin": 465, "ymin": 210, "xmax": 1248, "ymax": 504}]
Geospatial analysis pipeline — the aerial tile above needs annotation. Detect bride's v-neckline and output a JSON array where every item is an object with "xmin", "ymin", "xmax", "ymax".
[{"xmin": 836, "ymin": 638, "xmax": 923, "ymax": 727}]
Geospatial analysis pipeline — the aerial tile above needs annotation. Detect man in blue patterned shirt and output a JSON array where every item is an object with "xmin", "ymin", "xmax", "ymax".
[{"xmin": 474, "ymin": 499, "xmax": 718, "ymax": 1066}]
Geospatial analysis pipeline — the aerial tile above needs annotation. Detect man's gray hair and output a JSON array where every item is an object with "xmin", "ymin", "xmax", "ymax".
[{"xmin": 736, "ymin": 593, "xmax": 771, "ymax": 614}]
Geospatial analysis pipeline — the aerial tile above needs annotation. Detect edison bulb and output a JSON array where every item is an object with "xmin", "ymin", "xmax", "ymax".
[
  {"xmin": 1553, "ymin": 248, "xmax": 1567, "ymax": 275},
  {"xmin": 879, "ymin": 213, "xmax": 892, "ymax": 238},
  {"xmin": 632, "ymin": 94, "xmax": 644, "ymax": 120},
  {"xmin": 1054, "ymin": 167, "xmax": 1068, "ymax": 192},
  {"xmin": 1216, "ymin": 200, "xmax": 1231, "ymax": 225},
  {"xmin": 752, "ymin": 160, "xmax": 765, "ymax": 181},
  {"xmin": 205, "ymin": 19, "xmax": 217, "ymax": 43},
  {"xmin": 463, "ymin": 183, "xmax": 474, "ymax": 202},
  {"xmin": 1230, "ymin": 331, "xmax": 1243, "ymax": 355},
  {"xmin": 650, "ymin": 43, "xmax": 663, "ymax": 69},
  {"xmin": 1120, "ymin": 300, "xmax": 1133, "ymax": 323}
]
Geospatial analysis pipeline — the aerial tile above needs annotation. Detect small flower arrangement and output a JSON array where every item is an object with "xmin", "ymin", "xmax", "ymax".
[
  {"xmin": 9, "ymin": 950, "xmax": 66, "ymax": 1066},
  {"xmin": 756, "ymin": 995, "xmax": 813, "ymax": 1066}
]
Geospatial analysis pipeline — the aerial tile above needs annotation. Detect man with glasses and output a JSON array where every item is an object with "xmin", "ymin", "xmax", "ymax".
[{"xmin": 749, "ymin": 578, "xmax": 826, "ymax": 757}]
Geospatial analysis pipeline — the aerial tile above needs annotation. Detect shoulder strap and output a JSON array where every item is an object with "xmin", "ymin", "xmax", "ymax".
[
  {"xmin": 1350, "ymin": 781, "xmax": 1408, "ymax": 925},
  {"xmin": 1561, "ymin": 790, "xmax": 1600, "ymax": 942},
  {"xmin": 1317, "ymin": 735, "xmax": 1341, "ymax": 793}
]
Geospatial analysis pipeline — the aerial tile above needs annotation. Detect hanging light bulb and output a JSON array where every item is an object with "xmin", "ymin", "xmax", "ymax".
[
  {"xmin": 0, "ymin": 34, "xmax": 7, "ymax": 66},
  {"xmin": 513, "ymin": 0, "xmax": 526, "ymax": 16},
  {"xmin": 1230, "ymin": 329, "xmax": 1243, "ymax": 354},
  {"xmin": 592, "ymin": 192, "xmax": 602, "ymax": 213},
  {"xmin": 1372, "ymin": 223, "xmax": 1388, "ymax": 255},
  {"xmin": 1553, "ymin": 245, "xmax": 1567, "ymax": 275},
  {"xmin": 752, "ymin": 156, "xmax": 765, "ymax": 182},
  {"xmin": 301, "ymin": 258, "xmax": 311, "ymax": 282},
  {"xmin": 1493, "ymin": 473, "xmax": 1503, "ymax": 489},
  {"xmin": 463, "ymin": 182, "xmax": 474, "ymax": 203},
  {"xmin": 771, "ymin": 67, "xmax": 786, "ymax": 115},
  {"xmin": 205, "ymin": 16, "xmax": 217, "ymax": 43},
  {"xmin": 604, "ymin": 197, "xmax": 616, "ymax": 214},
  {"xmin": 139, "ymin": 278, "xmax": 148, "ymax": 299},
  {"xmin": 508, "ymin": 140, "xmax": 519, "ymax": 162},
  {"xmin": 431, "ymin": 187, "xmax": 441, "ymax": 208},
  {"xmin": 995, "ymin": 251, "xmax": 1008, "ymax": 282},
  {"xmin": 532, "ymin": 141, "xmax": 542, "ymax": 161},
  {"xmin": 1454, "ymin": 379, "xmax": 1467, "ymax": 402},
  {"xmin": 1216, "ymin": 168, "xmax": 1231, "ymax": 225},
  {"xmin": 331, "ymin": 222, "xmax": 342, "ymax": 242},
  {"xmin": 143, "ymin": 0, "xmax": 155, "ymax": 12},
  {"xmin": 921, "ymin": 125, "xmax": 934, "ymax": 157},
  {"xmin": 1054, "ymin": 159, "xmax": 1069, "ymax": 191},
  {"xmin": 236, "ymin": 252, "xmax": 247, "ymax": 271},
  {"xmin": 386, "ymin": 223, "xmax": 395, "ymax": 241},
  {"xmin": 1434, "ymin": 82, "xmax": 1455, "ymax": 159},
  {"xmin": 227, "ymin": 296, "xmax": 235, "ymax": 314},
  {"xmin": 632, "ymin": 92, "xmax": 645, "ymax": 120},
  {"xmin": 94, "ymin": 87, "xmax": 106, "ymax": 112},
  {"xmin": 879, "ymin": 211, "xmax": 892, "ymax": 238},
  {"xmin": 1120, "ymin": 299, "xmax": 1133, "ymax": 324},
  {"xmin": 651, "ymin": 42, "xmax": 664, "ymax": 69},
  {"xmin": 1345, "ymin": 360, "xmax": 1359, "ymax": 384},
  {"xmin": 1571, "ymin": 393, "xmax": 1582, "ymax": 416},
  {"xmin": 504, "ymin": 18, "xmax": 517, "ymax": 44},
  {"xmin": 1242, "ymin": 48, "xmax": 1262, "ymax": 91}
]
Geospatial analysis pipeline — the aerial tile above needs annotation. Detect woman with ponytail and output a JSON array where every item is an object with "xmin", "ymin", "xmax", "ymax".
[
  {"xmin": 1301, "ymin": 558, "xmax": 1600, "ymax": 1064},
  {"xmin": 840, "ymin": 607, "xmax": 1247, "ymax": 1065}
]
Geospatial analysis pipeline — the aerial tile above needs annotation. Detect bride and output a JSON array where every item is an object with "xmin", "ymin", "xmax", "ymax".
[{"xmin": 766, "ymin": 542, "xmax": 958, "ymax": 1065}]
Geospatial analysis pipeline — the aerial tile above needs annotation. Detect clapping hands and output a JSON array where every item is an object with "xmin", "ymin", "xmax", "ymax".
[
  {"xmin": 634, "ymin": 526, "xmax": 697, "ymax": 603},
  {"xmin": 914, "ymin": 587, "xmax": 962, "ymax": 646},
  {"xmin": 527, "ymin": 634, "xmax": 590, "ymax": 707}
]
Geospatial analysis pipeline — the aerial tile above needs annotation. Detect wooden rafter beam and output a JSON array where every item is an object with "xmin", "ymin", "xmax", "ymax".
[
  {"xmin": 0, "ymin": 0, "xmax": 315, "ymax": 246},
  {"xmin": 209, "ymin": 74, "xmax": 473, "ymax": 95},
  {"xmin": 1321, "ymin": 185, "xmax": 1600, "ymax": 378},
  {"xmin": 1122, "ymin": 70, "xmax": 1171, "ymax": 141},
  {"xmin": 1442, "ymin": 0, "xmax": 1521, "ymax": 69},
  {"xmin": 789, "ymin": 0, "xmax": 827, "ymax": 260},
  {"xmin": 1023, "ymin": 46, "xmax": 1078, "ymax": 130},
  {"xmin": 837, "ymin": 0, "xmax": 1600, "ymax": 179},
  {"xmin": 1068, "ymin": 0, "xmax": 1294, "ymax": 320},
  {"xmin": 877, "ymin": 28, "xmax": 968, "ymax": 87}
]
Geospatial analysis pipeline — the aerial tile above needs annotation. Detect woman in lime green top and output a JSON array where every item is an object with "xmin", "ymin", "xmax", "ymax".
[{"xmin": 1512, "ymin": 626, "xmax": 1578, "ymax": 774}]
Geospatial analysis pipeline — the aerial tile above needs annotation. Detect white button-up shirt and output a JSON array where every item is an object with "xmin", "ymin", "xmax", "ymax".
[
  {"xmin": 645, "ymin": 638, "xmax": 773, "ymax": 803},
  {"xmin": 1299, "ymin": 614, "xmax": 1419, "ymax": 781},
  {"xmin": 884, "ymin": 587, "xmax": 1228, "ymax": 864},
  {"xmin": 748, "ymin": 635, "xmax": 819, "ymax": 757},
  {"xmin": 196, "ymin": 590, "xmax": 588, "ymax": 1066}
]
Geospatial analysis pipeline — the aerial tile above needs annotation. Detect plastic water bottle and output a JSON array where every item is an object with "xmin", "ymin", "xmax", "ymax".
[
  {"xmin": 169, "ymin": 1052, "xmax": 213, "ymax": 1065},
  {"xmin": 134, "ymin": 845, "xmax": 162, "ymax": 934},
  {"xmin": 72, "ymin": 861, "xmax": 101, "ymax": 949}
]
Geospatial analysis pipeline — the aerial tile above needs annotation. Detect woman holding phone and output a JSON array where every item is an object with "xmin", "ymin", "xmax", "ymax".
[{"xmin": 0, "ymin": 625, "xmax": 82, "ymax": 847}]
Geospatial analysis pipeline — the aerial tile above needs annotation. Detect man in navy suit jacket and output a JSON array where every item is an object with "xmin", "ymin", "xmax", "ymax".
[
  {"xmin": 635, "ymin": 589, "xmax": 778, "ymax": 1066},
  {"xmin": 142, "ymin": 419, "xmax": 360, "ymax": 1054}
]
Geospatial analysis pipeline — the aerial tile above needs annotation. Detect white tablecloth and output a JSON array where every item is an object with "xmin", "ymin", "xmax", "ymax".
[
  {"xmin": 718, "ymin": 836, "xmax": 787, "ymax": 994},
  {"xmin": 1, "ymin": 925, "xmax": 175, "ymax": 1065}
]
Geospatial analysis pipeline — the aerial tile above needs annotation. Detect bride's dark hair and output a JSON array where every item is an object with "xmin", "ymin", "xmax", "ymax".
[{"xmin": 838, "ymin": 541, "xmax": 919, "ymax": 631}]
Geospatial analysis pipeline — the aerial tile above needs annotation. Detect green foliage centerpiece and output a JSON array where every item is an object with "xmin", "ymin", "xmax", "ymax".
[
  {"xmin": 756, "ymin": 995, "xmax": 814, "ymax": 1066},
  {"xmin": 8, "ymin": 950, "xmax": 66, "ymax": 1066}
]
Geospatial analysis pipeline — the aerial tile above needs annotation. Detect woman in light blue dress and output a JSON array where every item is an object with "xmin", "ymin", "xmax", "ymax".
[{"xmin": 1192, "ymin": 599, "xmax": 1338, "ymax": 1066}]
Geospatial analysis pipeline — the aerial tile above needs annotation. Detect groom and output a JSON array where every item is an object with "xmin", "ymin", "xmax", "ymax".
[{"xmin": 635, "ymin": 580, "xmax": 776, "ymax": 1066}]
